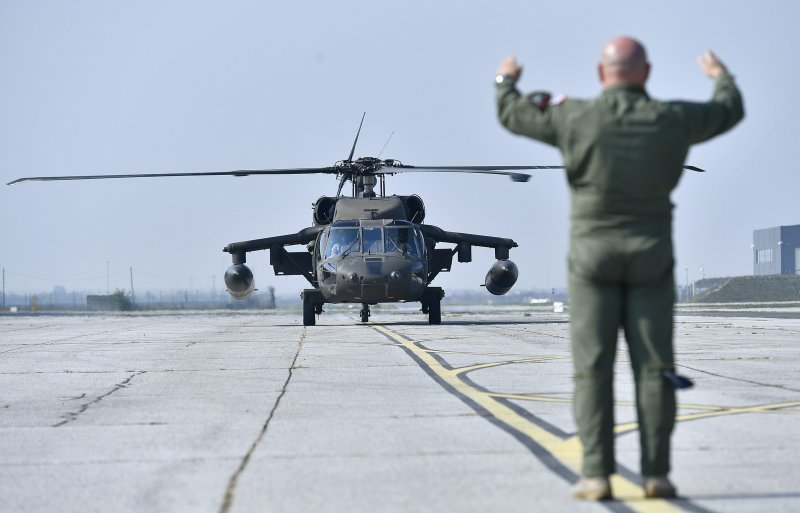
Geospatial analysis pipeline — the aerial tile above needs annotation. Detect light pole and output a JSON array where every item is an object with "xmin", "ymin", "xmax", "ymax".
[{"xmin": 685, "ymin": 267, "xmax": 690, "ymax": 300}]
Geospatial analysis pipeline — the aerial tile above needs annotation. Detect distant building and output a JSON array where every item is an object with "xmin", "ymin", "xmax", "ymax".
[
  {"xmin": 87, "ymin": 295, "xmax": 114, "ymax": 311},
  {"xmin": 753, "ymin": 224, "xmax": 800, "ymax": 275}
]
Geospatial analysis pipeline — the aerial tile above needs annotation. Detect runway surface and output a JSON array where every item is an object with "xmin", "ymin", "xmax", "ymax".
[{"xmin": 1, "ymin": 306, "xmax": 798, "ymax": 513}]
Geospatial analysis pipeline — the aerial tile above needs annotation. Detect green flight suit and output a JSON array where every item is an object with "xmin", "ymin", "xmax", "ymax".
[{"xmin": 496, "ymin": 73, "xmax": 744, "ymax": 477}]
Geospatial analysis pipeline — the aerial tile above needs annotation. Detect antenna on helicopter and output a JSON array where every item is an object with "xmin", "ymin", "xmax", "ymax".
[
  {"xmin": 336, "ymin": 112, "xmax": 368, "ymax": 197},
  {"xmin": 347, "ymin": 112, "xmax": 366, "ymax": 162},
  {"xmin": 377, "ymin": 131, "xmax": 395, "ymax": 159}
]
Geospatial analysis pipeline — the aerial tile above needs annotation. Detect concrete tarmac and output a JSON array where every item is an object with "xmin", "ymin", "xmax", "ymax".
[{"xmin": 1, "ymin": 306, "xmax": 798, "ymax": 513}]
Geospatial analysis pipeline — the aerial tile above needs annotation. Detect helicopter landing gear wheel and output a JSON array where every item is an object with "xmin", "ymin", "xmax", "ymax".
[
  {"xmin": 360, "ymin": 303, "xmax": 370, "ymax": 323},
  {"xmin": 301, "ymin": 289, "xmax": 324, "ymax": 327},
  {"xmin": 428, "ymin": 297, "xmax": 441, "ymax": 325},
  {"xmin": 422, "ymin": 286, "xmax": 444, "ymax": 325},
  {"xmin": 303, "ymin": 301, "xmax": 316, "ymax": 326}
]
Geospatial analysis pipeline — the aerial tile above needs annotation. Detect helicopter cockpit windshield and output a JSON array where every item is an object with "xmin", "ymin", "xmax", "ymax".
[
  {"xmin": 322, "ymin": 221, "xmax": 423, "ymax": 258},
  {"xmin": 324, "ymin": 225, "xmax": 360, "ymax": 258},
  {"xmin": 385, "ymin": 223, "xmax": 422, "ymax": 257}
]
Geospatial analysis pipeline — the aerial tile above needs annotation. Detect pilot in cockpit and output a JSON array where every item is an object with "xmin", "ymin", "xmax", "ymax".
[{"xmin": 326, "ymin": 228, "xmax": 360, "ymax": 258}]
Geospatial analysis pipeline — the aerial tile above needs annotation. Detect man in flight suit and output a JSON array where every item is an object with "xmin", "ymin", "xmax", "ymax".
[{"xmin": 495, "ymin": 37, "xmax": 743, "ymax": 500}]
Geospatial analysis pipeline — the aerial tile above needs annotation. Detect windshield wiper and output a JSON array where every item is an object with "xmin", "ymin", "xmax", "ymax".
[{"xmin": 340, "ymin": 239, "xmax": 360, "ymax": 257}]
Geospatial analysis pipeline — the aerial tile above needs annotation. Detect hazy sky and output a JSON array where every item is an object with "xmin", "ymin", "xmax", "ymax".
[{"xmin": 1, "ymin": 1, "xmax": 797, "ymax": 297}]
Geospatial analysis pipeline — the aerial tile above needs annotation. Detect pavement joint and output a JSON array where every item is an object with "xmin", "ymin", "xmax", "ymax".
[
  {"xmin": 676, "ymin": 363, "xmax": 800, "ymax": 393},
  {"xmin": 217, "ymin": 328, "xmax": 306, "ymax": 513},
  {"xmin": 0, "ymin": 322, "xmax": 155, "ymax": 355}
]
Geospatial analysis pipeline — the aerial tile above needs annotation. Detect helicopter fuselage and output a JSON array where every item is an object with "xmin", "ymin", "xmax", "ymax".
[
  {"xmin": 222, "ymin": 193, "xmax": 520, "ymax": 325},
  {"xmin": 314, "ymin": 219, "xmax": 428, "ymax": 304}
]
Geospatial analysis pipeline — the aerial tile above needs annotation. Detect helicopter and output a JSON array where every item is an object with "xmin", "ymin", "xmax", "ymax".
[
  {"xmin": 7, "ymin": 115, "xmax": 704, "ymax": 325},
  {"xmin": 8, "ymin": 115, "xmax": 548, "ymax": 325}
]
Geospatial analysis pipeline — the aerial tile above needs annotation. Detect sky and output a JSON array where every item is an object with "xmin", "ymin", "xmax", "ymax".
[{"xmin": 1, "ymin": 0, "xmax": 798, "ymax": 298}]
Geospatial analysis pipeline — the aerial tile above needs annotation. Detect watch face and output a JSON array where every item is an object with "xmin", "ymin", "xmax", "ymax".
[{"xmin": 495, "ymin": 75, "xmax": 505, "ymax": 84}]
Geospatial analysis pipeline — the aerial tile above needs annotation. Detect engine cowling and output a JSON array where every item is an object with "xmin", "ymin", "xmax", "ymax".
[
  {"xmin": 313, "ymin": 196, "xmax": 338, "ymax": 225},
  {"xmin": 224, "ymin": 264, "xmax": 255, "ymax": 299},
  {"xmin": 404, "ymin": 194, "xmax": 425, "ymax": 223},
  {"xmin": 485, "ymin": 260, "xmax": 518, "ymax": 295}
]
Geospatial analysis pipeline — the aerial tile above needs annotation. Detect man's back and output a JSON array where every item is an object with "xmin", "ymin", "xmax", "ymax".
[{"xmin": 496, "ymin": 73, "xmax": 743, "ymax": 233}]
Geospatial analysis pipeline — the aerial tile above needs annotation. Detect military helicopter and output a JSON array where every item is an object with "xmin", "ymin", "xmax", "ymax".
[
  {"xmin": 8, "ymin": 115, "xmax": 545, "ymax": 324},
  {"xmin": 9, "ymin": 115, "xmax": 552, "ymax": 324}
]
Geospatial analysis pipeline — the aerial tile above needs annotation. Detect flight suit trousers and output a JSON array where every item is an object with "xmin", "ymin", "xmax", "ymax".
[{"xmin": 568, "ymin": 229, "xmax": 677, "ymax": 477}]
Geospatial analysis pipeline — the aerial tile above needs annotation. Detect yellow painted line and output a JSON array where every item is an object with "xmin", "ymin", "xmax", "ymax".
[
  {"xmin": 491, "ymin": 394, "xmax": 731, "ymax": 413},
  {"xmin": 430, "ymin": 349, "xmax": 536, "ymax": 357},
  {"xmin": 607, "ymin": 401, "xmax": 800, "ymax": 436},
  {"xmin": 373, "ymin": 325, "xmax": 564, "ymax": 449},
  {"xmin": 373, "ymin": 325, "xmax": 686, "ymax": 513},
  {"xmin": 674, "ymin": 401, "xmax": 800, "ymax": 423},
  {"xmin": 429, "ymin": 349, "xmax": 568, "ymax": 360},
  {"xmin": 676, "ymin": 403, "xmax": 727, "ymax": 412},
  {"xmin": 490, "ymin": 393, "xmax": 573, "ymax": 404},
  {"xmin": 451, "ymin": 357, "xmax": 557, "ymax": 375}
]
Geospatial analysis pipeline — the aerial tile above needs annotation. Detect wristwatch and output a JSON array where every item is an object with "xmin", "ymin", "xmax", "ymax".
[{"xmin": 495, "ymin": 74, "xmax": 513, "ymax": 84}]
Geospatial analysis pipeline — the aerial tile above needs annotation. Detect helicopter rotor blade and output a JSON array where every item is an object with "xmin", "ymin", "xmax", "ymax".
[
  {"xmin": 8, "ymin": 162, "xmax": 707, "ymax": 186},
  {"xmin": 395, "ymin": 165, "xmax": 563, "ymax": 171},
  {"xmin": 6, "ymin": 167, "xmax": 340, "ymax": 185},
  {"xmin": 380, "ymin": 163, "xmax": 705, "ymax": 182},
  {"xmin": 383, "ymin": 164, "xmax": 565, "ymax": 183},
  {"xmin": 346, "ymin": 112, "xmax": 366, "ymax": 162},
  {"xmin": 393, "ymin": 164, "xmax": 705, "ymax": 173},
  {"xmin": 684, "ymin": 165, "xmax": 705, "ymax": 172}
]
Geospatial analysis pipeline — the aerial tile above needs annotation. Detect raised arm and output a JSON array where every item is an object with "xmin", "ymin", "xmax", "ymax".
[
  {"xmin": 679, "ymin": 50, "xmax": 745, "ymax": 143},
  {"xmin": 495, "ymin": 56, "xmax": 560, "ymax": 146}
]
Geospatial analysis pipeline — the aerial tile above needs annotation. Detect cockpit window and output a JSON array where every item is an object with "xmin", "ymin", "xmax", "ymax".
[
  {"xmin": 324, "ymin": 224, "xmax": 423, "ymax": 257},
  {"xmin": 385, "ymin": 226, "xmax": 422, "ymax": 257},
  {"xmin": 362, "ymin": 227, "xmax": 382, "ymax": 254},
  {"xmin": 325, "ymin": 227, "xmax": 360, "ymax": 258}
]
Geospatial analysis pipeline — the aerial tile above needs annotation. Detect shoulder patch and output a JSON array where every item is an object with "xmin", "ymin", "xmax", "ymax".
[{"xmin": 552, "ymin": 94, "xmax": 567, "ymax": 106}]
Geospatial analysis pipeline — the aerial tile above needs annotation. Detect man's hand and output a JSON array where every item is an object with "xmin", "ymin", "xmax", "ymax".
[
  {"xmin": 697, "ymin": 50, "xmax": 728, "ymax": 79},
  {"xmin": 497, "ymin": 56, "xmax": 522, "ymax": 81}
]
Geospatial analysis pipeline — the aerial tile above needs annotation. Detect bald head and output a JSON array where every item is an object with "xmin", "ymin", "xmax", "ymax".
[{"xmin": 598, "ymin": 37, "xmax": 650, "ymax": 87}]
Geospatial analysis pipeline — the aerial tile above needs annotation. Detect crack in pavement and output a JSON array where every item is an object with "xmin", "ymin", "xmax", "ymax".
[
  {"xmin": 677, "ymin": 363, "xmax": 800, "ymax": 394},
  {"xmin": 52, "ymin": 371, "xmax": 146, "ymax": 427},
  {"xmin": 0, "ymin": 323, "xmax": 155, "ymax": 356},
  {"xmin": 0, "ymin": 366, "xmax": 294, "ymax": 376},
  {"xmin": 218, "ymin": 329, "xmax": 305, "ymax": 513}
]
